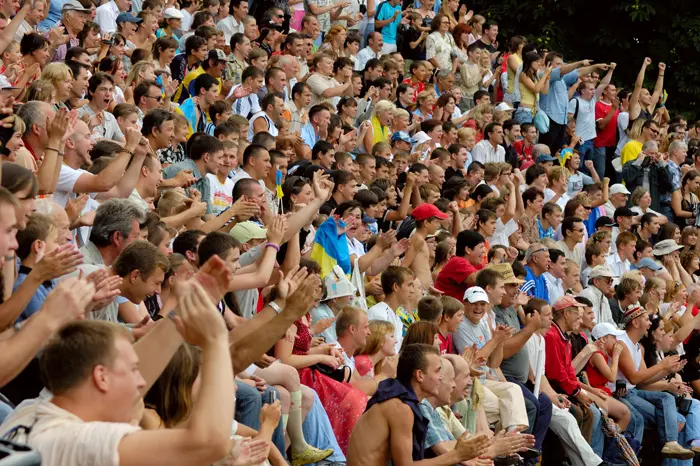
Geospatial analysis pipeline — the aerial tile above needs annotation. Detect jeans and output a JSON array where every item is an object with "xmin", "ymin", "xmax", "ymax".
[
  {"xmin": 510, "ymin": 378, "xmax": 552, "ymax": 451},
  {"xmin": 539, "ymin": 117, "xmax": 567, "ymax": 155},
  {"xmin": 302, "ymin": 389, "xmax": 346, "ymax": 462},
  {"xmin": 578, "ymin": 139, "xmax": 598, "ymax": 176},
  {"xmin": 514, "ymin": 106, "xmax": 534, "ymax": 125},
  {"xmin": 619, "ymin": 397, "xmax": 645, "ymax": 443},
  {"xmin": 235, "ymin": 381, "xmax": 287, "ymax": 458},
  {"xmin": 590, "ymin": 404, "xmax": 605, "ymax": 457},
  {"xmin": 591, "ymin": 145, "xmax": 608, "ymax": 179},
  {"xmin": 622, "ymin": 388, "xmax": 681, "ymax": 443}
]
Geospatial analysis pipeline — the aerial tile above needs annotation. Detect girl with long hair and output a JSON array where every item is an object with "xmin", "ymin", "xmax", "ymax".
[
  {"xmin": 515, "ymin": 50, "xmax": 551, "ymax": 124},
  {"xmin": 355, "ymin": 320, "xmax": 397, "ymax": 377},
  {"xmin": 673, "ymin": 170, "xmax": 700, "ymax": 227}
]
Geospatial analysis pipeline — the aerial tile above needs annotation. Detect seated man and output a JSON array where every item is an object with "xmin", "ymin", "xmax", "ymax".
[{"xmin": 346, "ymin": 344, "xmax": 492, "ymax": 465}]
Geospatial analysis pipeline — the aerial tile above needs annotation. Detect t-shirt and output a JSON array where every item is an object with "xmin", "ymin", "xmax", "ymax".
[
  {"xmin": 376, "ymin": 1, "xmax": 402, "ymax": 44},
  {"xmin": 453, "ymin": 317, "xmax": 490, "ymax": 381},
  {"xmin": 494, "ymin": 305, "xmax": 530, "ymax": 383},
  {"xmin": 434, "ymin": 256, "xmax": 483, "ymax": 301},
  {"xmin": 305, "ymin": 73, "xmax": 335, "ymax": 107},
  {"xmin": 437, "ymin": 331, "xmax": 453, "ymax": 355},
  {"xmin": 567, "ymin": 97, "xmax": 597, "ymax": 142},
  {"xmin": 0, "ymin": 397, "xmax": 140, "ymax": 466},
  {"xmin": 76, "ymin": 105, "xmax": 124, "ymax": 142},
  {"xmin": 206, "ymin": 174, "xmax": 234, "ymax": 216},
  {"xmin": 594, "ymin": 100, "xmax": 618, "ymax": 148},
  {"xmin": 489, "ymin": 218, "xmax": 518, "ymax": 247},
  {"xmin": 566, "ymin": 171, "xmax": 594, "ymax": 196},
  {"xmin": 53, "ymin": 164, "xmax": 89, "ymax": 207},
  {"xmin": 367, "ymin": 302, "xmax": 403, "ymax": 353},
  {"xmin": 523, "ymin": 265, "xmax": 549, "ymax": 301},
  {"xmin": 620, "ymin": 140, "xmax": 643, "ymax": 167}
]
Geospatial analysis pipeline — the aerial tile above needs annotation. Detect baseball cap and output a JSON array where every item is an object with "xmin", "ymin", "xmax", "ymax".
[
  {"xmin": 62, "ymin": 0, "xmax": 91, "ymax": 12},
  {"xmin": 391, "ymin": 131, "xmax": 413, "ymax": 144},
  {"xmin": 589, "ymin": 265, "xmax": 614, "ymax": 279},
  {"xmin": 412, "ymin": 131, "xmax": 431, "ymax": 145},
  {"xmin": 0, "ymin": 75, "xmax": 18, "ymax": 91},
  {"xmin": 163, "ymin": 7, "xmax": 184, "ymax": 19},
  {"xmin": 208, "ymin": 49, "xmax": 231, "ymax": 62},
  {"xmin": 609, "ymin": 184, "xmax": 631, "ymax": 196},
  {"xmin": 324, "ymin": 266, "xmax": 357, "ymax": 300},
  {"xmin": 536, "ymin": 153, "xmax": 555, "ymax": 163},
  {"xmin": 229, "ymin": 221, "xmax": 267, "ymax": 244},
  {"xmin": 614, "ymin": 207, "xmax": 636, "ymax": 219},
  {"xmin": 595, "ymin": 216, "xmax": 616, "ymax": 229},
  {"xmin": 487, "ymin": 263, "xmax": 524, "ymax": 285},
  {"xmin": 552, "ymin": 296, "xmax": 586, "ymax": 311},
  {"xmin": 362, "ymin": 214, "xmax": 376, "ymax": 224},
  {"xmin": 464, "ymin": 286, "xmax": 489, "ymax": 303},
  {"xmin": 116, "ymin": 12, "xmax": 143, "ymax": 24},
  {"xmin": 495, "ymin": 102, "xmax": 514, "ymax": 112},
  {"xmin": 637, "ymin": 257, "xmax": 663, "ymax": 271},
  {"xmin": 652, "ymin": 239, "xmax": 684, "ymax": 256},
  {"xmin": 591, "ymin": 322, "xmax": 625, "ymax": 340},
  {"xmin": 412, "ymin": 203, "xmax": 449, "ymax": 221}
]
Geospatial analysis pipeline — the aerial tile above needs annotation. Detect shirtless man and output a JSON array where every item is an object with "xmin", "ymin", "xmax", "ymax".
[
  {"xmin": 346, "ymin": 343, "xmax": 492, "ymax": 466},
  {"xmin": 403, "ymin": 203, "xmax": 448, "ymax": 291}
]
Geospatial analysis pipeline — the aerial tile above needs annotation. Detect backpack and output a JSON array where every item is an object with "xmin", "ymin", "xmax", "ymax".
[
  {"xmin": 374, "ymin": 1, "xmax": 392, "ymax": 34},
  {"xmin": 570, "ymin": 97, "xmax": 580, "ymax": 120}
]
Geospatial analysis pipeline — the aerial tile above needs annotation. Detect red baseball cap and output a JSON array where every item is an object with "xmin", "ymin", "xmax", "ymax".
[{"xmin": 411, "ymin": 203, "xmax": 449, "ymax": 221}]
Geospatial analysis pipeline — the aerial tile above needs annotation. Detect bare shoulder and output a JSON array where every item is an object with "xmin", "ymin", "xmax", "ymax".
[{"xmin": 382, "ymin": 399, "xmax": 414, "ymax": 422}]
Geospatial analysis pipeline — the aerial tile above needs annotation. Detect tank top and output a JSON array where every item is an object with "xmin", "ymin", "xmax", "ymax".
[
  {"xmin": 248, "ymin": 111, "xmax": 279, "ymax": 141},
  {"xmin": 681, "ymin": 192, "xmax": 699, "ymax": 226},
  {"xmin": 616, "ymin": 332, "xmax": 641, "ymax": 390},
  {"xmin": 507, "ymin": 54, "xmax": 522, "ymax": 96},
  {"xmin": 586, "ymin": 351, "xmax": 613, "ymax": 395},
  {"xmin": 519, "ymin": 72, "xmax": 538, "ymax": 108}
]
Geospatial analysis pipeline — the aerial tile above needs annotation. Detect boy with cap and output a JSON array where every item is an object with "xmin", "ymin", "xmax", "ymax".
[
  {"xmin": 616, "ymin": 304, "xmax": 695, "ymax": 459},
  {"xmin": 390, "ymin": 131, "xmax": 413, "ymax": 153},
  {"xmin": 545, "ymin": 296, "xmax": 605, "ymax": 457},
  {"xmin": 637, "ymin": 257, "xmax": 663, "ymax": 281},
  {"xmin": 310, "ymin": 265, "xmax": 357, "ymax": 343},
  {"xmin": 403, "ymin": 203, "xmax": 448, "ymax": 292},
  {"xmin": 455, "ymin": 285, "xmax": 531, "ymax": 437}
]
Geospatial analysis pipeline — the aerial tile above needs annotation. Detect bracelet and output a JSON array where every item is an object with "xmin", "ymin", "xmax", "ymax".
[
  {"xmin": 46, "ymin": 147, "xmax": 59, "ymax": 152},
  {"xmin": 265, "ymin": 242, "xmax": 280, "ymax": 252},
  {"xmin": 269, "ymin": 301, "xmax": 283, "ymax": 314},
  {"xmin": 120, "ymin": 149, "xmax": 135, "ymax": 156}
]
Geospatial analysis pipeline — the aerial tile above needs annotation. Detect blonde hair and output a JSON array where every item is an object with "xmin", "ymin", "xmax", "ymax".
[
  {"xmin": 359, "ymin": 320, "xmax": 395, "ymax": 374},
  {"xmin": 628, "ymin": 118, "xmax": 646, "ymax": 141},
  {"xmin": 371, "ymin": 99, "xmax": 397, "ymax": 120},
  {"xmin": 470, "ymin": 103, "xmax": 493, "ymax": 130},
  {"xmin": 547, "ymin": 166, "xmax": 567, "ymax": 186},
  {"xmin": 26, "ymin": 80, "xmax": 55, "ymax": 103},
  {"xmin": 41, "ymin": 63, "xmax": 73, "ymax": 87},
  {"xmin": 393, "ymin": 107, "xmax": 409, "ymax": 120},
  {"xmin": 483, "ymin": 162, "xmax": 501, "ymax": 183},
  {"xmin": 457, "ymin": 127, "xmax": 476, "ymax": 144},
  {"xmin": 416, "ymin": 90, "xmax": 435, "ymax": 107},
  {"xmin": 126, "ymin": 61, "xmax": 155, "ymax": 88}
]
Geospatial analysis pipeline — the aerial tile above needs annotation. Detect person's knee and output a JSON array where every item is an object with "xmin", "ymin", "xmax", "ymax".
[
  {"xmin": 300, "ymin": 385, "xmax": 314, "ymax": 412},
  {"xmin": 275, "ymin": 385, "xmax": 291, "ymax": 411}
]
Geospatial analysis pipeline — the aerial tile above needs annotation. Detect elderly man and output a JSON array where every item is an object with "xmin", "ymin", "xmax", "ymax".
[
  {"xmin": 622, "ymin": 140, "xmax": 673, "ymax": 218},
  {"xmin": 50, "ymin": 0, "xmax": 91, "ymax": 61},
  {"xmin": 523, "ymin": 243, "xmax": 550, "ymax": 301},
  {"xmin": 577, "ymin": 265, "xmax": 615, "ymax": 325},
  {"xmin": 602, "ymin": 183, "xmax": 631, "ymax": 218}
]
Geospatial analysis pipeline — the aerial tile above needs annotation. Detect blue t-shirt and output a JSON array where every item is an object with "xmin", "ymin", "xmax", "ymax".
[
  {"xmin": 539, "ymin": 68, "xmax": 579, "ymax": 125},
  {"xmin": 13, "ymin": 268, "xmax": 55, "ymax": 323},
  {"xmin": 376, "ymin": 2, "xmax": 403, "ymax": 44},
  {"xmin": 523, "ymin": 265, "xmax": 549, "ymax": 302}
]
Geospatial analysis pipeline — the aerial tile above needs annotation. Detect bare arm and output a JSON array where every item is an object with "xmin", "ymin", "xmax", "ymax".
[
  {"xmin": 648, "ymin": 64, "xmax": 665, "ymax": 115},
  {"xmin": 590, "ymin": 351, "xmax": 619, "ymax": 383},
  {"xmin": 571, "ymin": 345, "xmax": 595, "ymax": 374},
  {"xmin": 74, "ymin": 149, "xmax": 135, "ymax": 194},
  {"xmin": 629, "ymin": 59, "xmax": 650, "ymax": 121},
  {"xmin": 595, "ymin": 64, "xmax": 615, "ymax": 99}
]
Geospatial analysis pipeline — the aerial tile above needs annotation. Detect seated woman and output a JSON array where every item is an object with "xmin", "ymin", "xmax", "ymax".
[
  {"xmin": 630, "ymin": 186, "xmax": 668, "ymax": 225},
  {"xmin": 274, "ymin": 290, "xmax": 368, "ymax": 454},
  {"xmin": 142, "ymin": 344, "xmax": 281, "ymax": 466},
  {"xmin": 400, "ymin": 320, "xmax": 442, "ymax": 350},
  {"xmin": 355, "ymin": 320, "xmax": 397, "ymax": 378}
]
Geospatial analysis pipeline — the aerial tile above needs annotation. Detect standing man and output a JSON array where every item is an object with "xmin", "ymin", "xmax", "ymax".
[
  {"xmin": 375, "ymin": 0, "xmax": 403, "ymax": 54},
  {"xmin": 595, "ymin": 82, "xmax": 620, "ymax": 181},
  {"xmin": 95, "ymin": 0, "xmax": 132, "ymax": 34}
]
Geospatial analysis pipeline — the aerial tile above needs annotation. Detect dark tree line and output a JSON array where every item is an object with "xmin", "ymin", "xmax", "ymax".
[{"xmin": 469, "ymin": 0, "xmax": 700, "ymax": 119}]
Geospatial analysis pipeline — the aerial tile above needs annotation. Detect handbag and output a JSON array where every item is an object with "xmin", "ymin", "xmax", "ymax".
[
  {"xmin": 533, "ymin": 106, "xmax": 549, "ymax": 134},
  {"xmin": 311, "ymin": 363, "xmax": 352, "ymax": 383}
]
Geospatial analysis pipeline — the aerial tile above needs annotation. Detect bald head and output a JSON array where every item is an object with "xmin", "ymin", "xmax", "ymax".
[{"xmin": 532, "ymin": 144, "xmax": 550, "ymax": 158}]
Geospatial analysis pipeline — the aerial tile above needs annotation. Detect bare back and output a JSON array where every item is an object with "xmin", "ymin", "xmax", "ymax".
[{"xmin": 411, "ymin": 236, "xmax": 433, "ymax": 291}]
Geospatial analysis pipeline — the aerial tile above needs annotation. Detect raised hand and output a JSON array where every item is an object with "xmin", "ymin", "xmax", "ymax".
[
  {"xmin": 173, "ymin": 169, "xmax": 196, "ymax": 187},
  {"xmin": 454, "ymin": 432, "xmax": 492, "ymax": 462},
  {"xmin": 34, "ymin": 243, "xmax": 83, "ymax": 281},
  {"xmin": 266, "ymin": 215, "xmax": 288, "ymax": 245},
  {"xmin": 195, "ymin": 255, "xmax": 235, "ymax": 305},
  {"xmin": 65, "ymin": 194, "xmax": 89, "ymax": 224},
  {"xmin": 42, "ymin": 276, "xmax": 96, "ymax": 323},
  {"xmin": 643, "ymin": 57, "xmax": 652, "ymax": 66},
  {"xmin": 285, "ymin": 274, "xmax": 323, "ymax": 319},
  {"xmin": 312, "ymin": 170, "xmax": 334, "ymax": 200},
  {"xmin": 173, "ymin": 279, "xmax": 228, "ymax": 347}
]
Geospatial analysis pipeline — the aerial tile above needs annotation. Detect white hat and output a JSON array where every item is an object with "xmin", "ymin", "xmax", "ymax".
[
  {"xmin": 495, "ymin": 102, "xmax": 513, "ymax": 112},
  {"xmin": 464, "ymin": 286, "xmax": 489, "ymax": 303},
  {"xmin": 323, "ymin": 266, "xmax": 357, "ymax": 300},
  {"xmin": 652, "ymin": 239, "xmax": 684, "ymax": 256},
  {"xmin": 609, "ymin": 184, "xmax": 631, "ymax": 195},
  {"xmin": 589, "ymin": 265, "xmax": 614, "ymax": 279},
  {"xmin": 412, "ymin": 131, "xmax": 431, "ymax": 145},
  {"xmin": 163, "ymin": 7, "xmax": 184, "ymax": 19},
  {"xmin": 591, "ymin": 322, "xmax": 625, "ymax": 340},
  {"xmin": 0, "ymin": 75, "xmax": 18, "ymax": 90}
]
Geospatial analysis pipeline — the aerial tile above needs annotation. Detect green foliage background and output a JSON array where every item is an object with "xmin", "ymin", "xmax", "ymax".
[{"xmin": 469, "ymin": 0, "xmax": 700, "ymax": 118}]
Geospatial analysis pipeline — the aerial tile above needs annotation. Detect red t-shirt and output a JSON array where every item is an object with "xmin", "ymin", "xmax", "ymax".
[
  {"xmin": 594, "ymin": 101, "xmax": 619, "ymax": 148},
  {"xmin": 435, "ymin": 256, "xmax": 484, "ymax": 301},
  {"xmin": 403, "ymin": 78, "xmax": 425, "ymax": 102},
  {"xmin": 513, "ymin": 140, "xmax": 535, "ymax": 170},
  {"xmin": 437, "ymin": 332, "xmax": 454, "ymax": 355}
]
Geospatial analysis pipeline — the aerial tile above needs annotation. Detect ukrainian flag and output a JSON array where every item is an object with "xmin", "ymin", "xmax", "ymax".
[{"xmin": 311, "ymin": 217, "xmax": 351, "ymax": 278}]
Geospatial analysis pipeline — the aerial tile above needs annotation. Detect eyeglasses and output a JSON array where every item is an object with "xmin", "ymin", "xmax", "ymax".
[
  {"xmin": 573, "ymin": 228, "xmax": 585, "ymax": 233},
  {"xmin": 530, "ymin": 247, "xmax": 548, "ymax": 256},
  {"xmin": 146, "ymin": 94, "xmax": 163, "ymax": 102}
]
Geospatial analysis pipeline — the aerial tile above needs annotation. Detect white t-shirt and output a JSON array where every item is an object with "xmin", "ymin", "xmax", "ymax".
[
  {"xmin": 77, "ymin": 105, "xmax": 124, "ymax": 142},
  {"xmin": 489, "ymin": 218, "xmax": 518, "ymax": 247},
  {"xmin": 53, "ymin": 164, "xmax": 88, "ymax": 207},
  {"xmin": 544, "ymin": 188, "xmax": 570, "ymax": 210},
  {"xmin": 347, "ymin": 237, "xmax": 366, "ymax": 258},
  {"xmin": 206, "ymin": 174, "xmax": 234, "ymax": 216},
  {"xmin": 0, "ymin": 398, "xmax": 139, "ymax": 466},
  {"xmin": 367, "ymin": 302, "xmax": 402, "ymax": 353}
]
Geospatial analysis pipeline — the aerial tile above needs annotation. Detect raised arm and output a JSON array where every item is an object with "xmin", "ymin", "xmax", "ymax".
[
  {"xmin": 648, "ymin": 62, "xmax": 666, "ymax": 115},
  {"xmin": 629, "ymin": 57, "xmax": 651, "ymax": 121},
  {"xmin": 595, "ymin": 63, "xmax": 616, "ymax": 99}
]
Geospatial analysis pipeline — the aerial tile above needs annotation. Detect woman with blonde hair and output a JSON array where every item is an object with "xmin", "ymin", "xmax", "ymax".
[
  {"xmin": 468, "ymin": 103, "xmax": 493, "ymax": 141},
  {"xmin": 361, "ymin": 99, "xmax": 396, "ymax": 153},
  {"xmin": 413, "ymin": 89, "xmax": 436, "ymax": 120},
  {"xmin": 467, "ymin": 14, "xmax": 485, "ymax": 45},
  {"xmin": 458, "ymin": 127, "xmax": 477, "ymax": 152},
  {"xmin": 41, "ymin": 63, "xmax": 73, "ymax": 110},
  {"xmin": 126, "ymin": 61, "xmax": 157, "ymax": 89},
  {"xmin": 320, "ymin": 25, "xmax": 347, "ymax": 58},
  {"xmin": 641, "ymin": 277, "xmax": 667, "ymax": 317},
  {"xmin": 355, "ymin": 320, "xmax": 397, "ymax": 377},
  {"xmin": 619, "ymin": 118, "xmax": 648, "ymax": 166}
]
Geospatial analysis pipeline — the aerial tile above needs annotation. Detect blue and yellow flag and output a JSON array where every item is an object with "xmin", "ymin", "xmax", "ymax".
[{"xmin": 311, "ymin": 217, "xmax": 351, "ymax": 278}]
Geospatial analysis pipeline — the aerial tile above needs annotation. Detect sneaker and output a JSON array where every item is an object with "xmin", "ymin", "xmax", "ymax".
[
  {"xmin": 291, "ymin": 446, "xmax": 334, "ymax": 466},
  {"xmin": 661, "ymin": 441, "xmax": 695, "ymax": 460}
]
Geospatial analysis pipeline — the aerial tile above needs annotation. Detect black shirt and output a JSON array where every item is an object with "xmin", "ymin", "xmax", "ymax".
[
  {"xmin": 444, "ymin": 166, "xmax": 465, "ymax": 181},
  {"xmin": 401, "ymin": 27, "xmax": 426, "ymax": 61}
]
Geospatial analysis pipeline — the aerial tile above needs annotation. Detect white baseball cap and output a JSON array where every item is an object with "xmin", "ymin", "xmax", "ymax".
[
  {"xmin": 609, "ymin": 184, "xmax": 631, "ymax": 195},
  {"xmin": 163, "ymin": 7, "xmax": 184, "ymax": 19},
  {"xmin": 464, "ymin": 286, "xmax": 489, "ymax": 304},
  {"xmin": 591, "ymin": 322, "xmax": 625, "ymax": 340}
]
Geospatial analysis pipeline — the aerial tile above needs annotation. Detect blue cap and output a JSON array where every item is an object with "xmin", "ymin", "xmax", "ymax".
[
  {"xmin": 116, "ymin": 12, "xmax": 143, "ymax": 24},
  {"xmin": 637, "ymin": 257, "xmax": 662, "ymax": 272},
  {"xmin": 362, "ymin": 214, "xmax": 376, "ymax": 224},
  {"xmin": 390, "ymin": 131, "xmax": 413, "ymax": 144},
  {"xmin": 536, "ymin": 153, "xmax": 555, "ymax": 163}
]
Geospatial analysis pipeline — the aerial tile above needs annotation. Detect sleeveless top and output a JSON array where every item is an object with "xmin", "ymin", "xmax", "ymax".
[
  {"xmin": 680, "ymin": 192, "xmax": 699, "ymax": 227},
  {"xmin": 507, "ymin": 54, "xmax": 523, "ymax": 96},
  {"xmin": 519, "ymin": 72, "xmax": 538, "ymax": 108},
  {"xmin": 248, "ymin": 111, "xmax": 279, "ymax": 141},
  {"xmin": 616, "ymin": 332, "xmax": 641, "ymax": 390}
]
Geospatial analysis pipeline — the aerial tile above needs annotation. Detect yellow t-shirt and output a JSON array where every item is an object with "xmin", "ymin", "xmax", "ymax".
[{"xmin": 620, "ymin": 140, "xmax": 643, "ymax": 167}]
